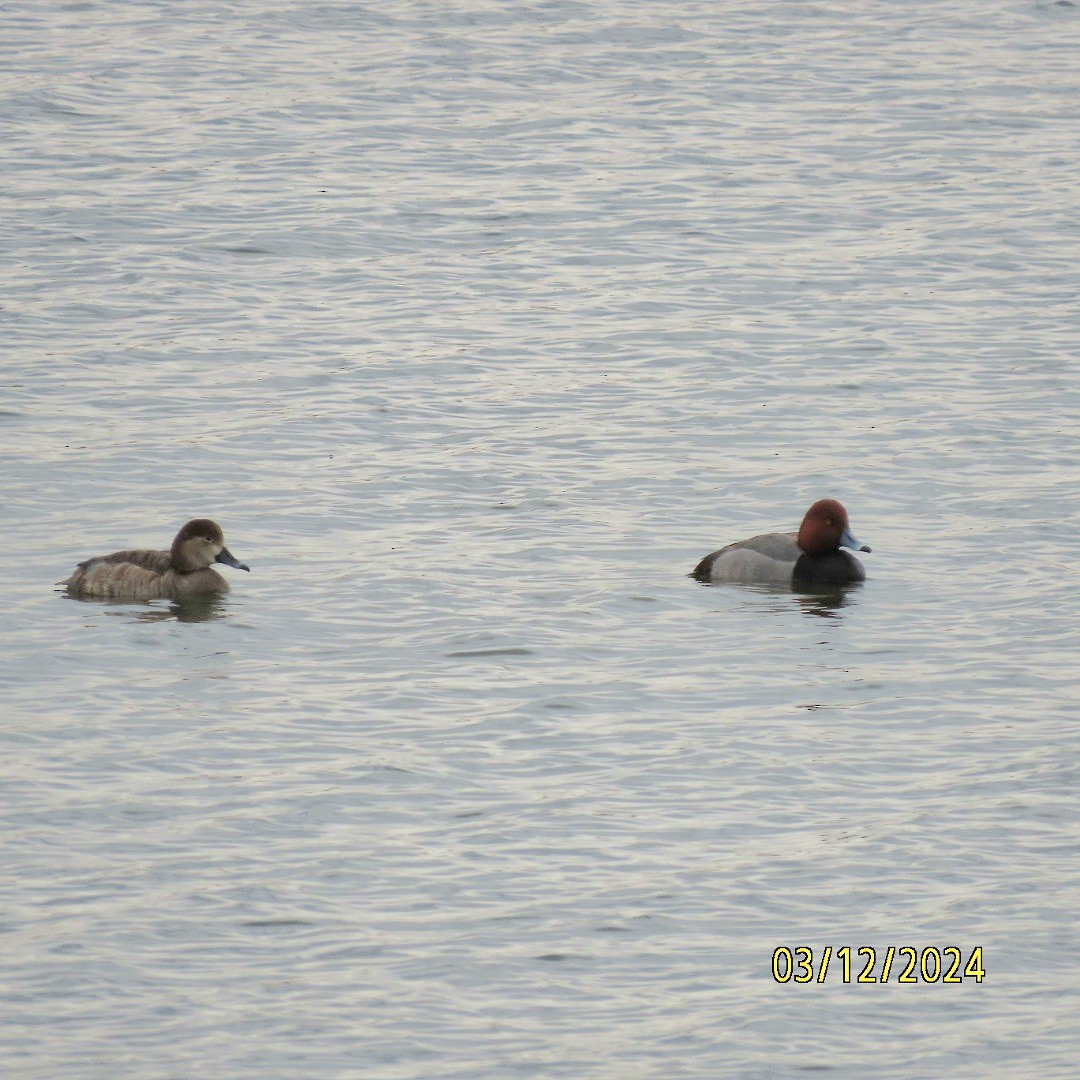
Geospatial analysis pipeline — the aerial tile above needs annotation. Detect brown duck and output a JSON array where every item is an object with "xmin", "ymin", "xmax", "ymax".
[{"xmin": 63, "ymin": 519, "xmax": 250, "ymax": 600}]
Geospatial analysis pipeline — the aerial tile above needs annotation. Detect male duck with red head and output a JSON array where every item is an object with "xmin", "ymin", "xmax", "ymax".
[{"xmin": 692, "ymin": 499, "xmax": 871, "ymax": 587}]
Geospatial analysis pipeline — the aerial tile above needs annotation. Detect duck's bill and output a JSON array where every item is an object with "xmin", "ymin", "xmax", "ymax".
[
  {"xmin": 216, "ymin": 547, "xmax": 251, "ymax": 571},
  {"xmin": 840, "ymin": 527, "xmax": 871, "ymax": 554}
]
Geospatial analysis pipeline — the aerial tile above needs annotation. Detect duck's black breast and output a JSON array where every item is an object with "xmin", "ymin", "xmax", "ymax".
[
  {"xmin": 792, "ymin": 550, "xmax": 866, "ymax": 587},
  {"xmin": 691, "ymin": 550, "xmax": 721, "ymax": 582}
]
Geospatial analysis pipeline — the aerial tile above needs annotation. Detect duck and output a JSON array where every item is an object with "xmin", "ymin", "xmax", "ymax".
[
  {"xmin": 62, "ymin": 519, "xmax": 250, "ymax": 600},
  {"xmin": 692, "ymin": 499, "xmax": 870, "ymax": 587}
]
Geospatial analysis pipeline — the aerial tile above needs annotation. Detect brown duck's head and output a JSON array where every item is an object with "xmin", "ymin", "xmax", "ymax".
[{"xmin": 171, "ymin": 519, "xmax": 250, "ymax": 574}]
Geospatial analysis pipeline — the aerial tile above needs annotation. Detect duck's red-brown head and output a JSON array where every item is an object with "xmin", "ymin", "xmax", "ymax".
[{"xmin": 796, "ymin": 499, "xmax": 871, "ymax": 557}]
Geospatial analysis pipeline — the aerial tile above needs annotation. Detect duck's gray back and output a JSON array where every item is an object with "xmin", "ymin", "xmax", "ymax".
[{"xmin": 693, "ymin": 531, "xmax": 800, "ymax": 584}]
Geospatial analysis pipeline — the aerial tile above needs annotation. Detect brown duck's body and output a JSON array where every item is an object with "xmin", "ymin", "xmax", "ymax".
[{"xmin": 63, "ymin": 519, "xmax": 249, "ymax": 600}]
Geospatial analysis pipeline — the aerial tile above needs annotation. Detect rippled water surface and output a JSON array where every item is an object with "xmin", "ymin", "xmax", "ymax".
[{"xmin": 3, "ymin": 1, "xmax": 1078, "ymax": 1077}]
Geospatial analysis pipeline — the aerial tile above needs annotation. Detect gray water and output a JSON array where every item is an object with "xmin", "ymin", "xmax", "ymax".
[{"xmin": 2, "ymin": 1, "xmax": 1078, "ymax": 1077}]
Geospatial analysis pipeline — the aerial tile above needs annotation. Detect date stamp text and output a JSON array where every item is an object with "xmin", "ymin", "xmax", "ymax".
[{"xmin": 772, "ymin": 946, "xmax": 985, "ymax": 984}]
